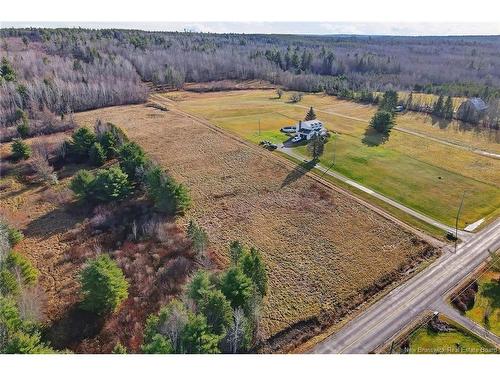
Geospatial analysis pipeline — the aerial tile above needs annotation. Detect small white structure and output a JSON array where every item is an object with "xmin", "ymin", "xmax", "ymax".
[{"xmin": 296, "ymin": 120, "xmax": 326, "ymax": 140}]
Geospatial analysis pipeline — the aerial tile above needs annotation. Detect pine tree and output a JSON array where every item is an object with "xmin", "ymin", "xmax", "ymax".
[
  {"xmin": 433, "ymin": 95, "xmax": 444, "ymax": 117},
  {"xmin": 405, "ymin": 92, "xmax": 413, "ymax": 110},
  {"xmin": 305, "ymin": 107, "xmax": 317, "ymax": 121},
  {"xmin": 443, "ymin": 96, "xmax": 454, "ymax": 120}
]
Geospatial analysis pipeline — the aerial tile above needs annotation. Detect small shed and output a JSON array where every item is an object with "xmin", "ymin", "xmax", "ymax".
[{"xmin": 456, "ymin": 97, "xmax": 488, "ymax": 124}]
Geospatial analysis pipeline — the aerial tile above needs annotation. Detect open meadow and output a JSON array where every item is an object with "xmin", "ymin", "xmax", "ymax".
[
  {"xmin": 73, "ymin": 103, "xmax": 438, "ymax": 350},
  {"xmin": 170, "ymin": 90, "xmax": 500, "ymax": 229}
]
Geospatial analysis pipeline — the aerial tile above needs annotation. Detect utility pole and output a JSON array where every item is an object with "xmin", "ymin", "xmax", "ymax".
[
  {"xmin": 258, "ymin": 119, "xmax": 261, "ymax": 136},
  {"xmin": 454, "ymin": 191, "xmax": 466, "ymax": 252},
  {"xmin": 321, "ymin": 134, "xmax": 337, "ymax": 178}
]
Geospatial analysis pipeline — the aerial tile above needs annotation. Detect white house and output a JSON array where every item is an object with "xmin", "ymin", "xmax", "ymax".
[{"xmin": 296, "ymin": 120, "xmax": 326, "ymax": 140}]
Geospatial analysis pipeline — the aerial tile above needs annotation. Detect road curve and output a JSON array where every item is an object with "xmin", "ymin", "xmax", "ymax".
[{"xmin": 311, "ymin": 219, "xmax": 500, "ymax": 353}]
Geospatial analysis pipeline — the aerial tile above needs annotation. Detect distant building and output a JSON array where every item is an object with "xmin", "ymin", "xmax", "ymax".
[
  {"xmin": 456, "ymin": 97, "xmax": 488, "ymax": 124},
  {"xmin": 296, "ymin": 120, "xmax": 327, "ymax": 140}
]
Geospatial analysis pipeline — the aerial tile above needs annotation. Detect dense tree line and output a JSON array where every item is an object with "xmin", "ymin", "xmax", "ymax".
[{"xmin": 2, "ymin": 28, "xmax": 500, "ymax": 136}]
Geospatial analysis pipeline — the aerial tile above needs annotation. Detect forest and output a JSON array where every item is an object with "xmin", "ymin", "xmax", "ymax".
[{"xmin": 1, "ymin": 28, "xmax": 500, "ymax": 139}]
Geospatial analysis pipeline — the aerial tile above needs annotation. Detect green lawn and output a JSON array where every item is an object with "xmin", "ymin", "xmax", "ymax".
[
  {"xmin": 174, "ymin": 90, "xmax": 500, "ymax": 229},
  {"xmin": 464, "ymin": 269, "xmax": 500, "ymax": 336},
  {"xmin": 407, "ymin": 317, "xmax": 497, "ymax": 354}
]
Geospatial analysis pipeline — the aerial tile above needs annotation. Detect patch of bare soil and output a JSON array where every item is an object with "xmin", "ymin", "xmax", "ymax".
[{"xmin": 74, "ymin": 102, "xmax": 439, "ymax": 351}]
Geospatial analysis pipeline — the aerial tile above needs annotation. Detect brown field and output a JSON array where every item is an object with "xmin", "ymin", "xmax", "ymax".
[{"xmin": 73, "ymin": 102, "xmax": 438, "ymax": 349}]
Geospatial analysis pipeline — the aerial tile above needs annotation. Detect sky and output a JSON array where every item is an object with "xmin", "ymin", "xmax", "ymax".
[{"xmin": 2, "ymin": 22, "xmax": 500, "ymax": 36}]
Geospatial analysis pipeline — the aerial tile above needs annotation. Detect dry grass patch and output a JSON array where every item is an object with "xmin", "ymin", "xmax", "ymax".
[{"xmin": 75, "ymin": 103, "xmax": 438, "ymax": 348}]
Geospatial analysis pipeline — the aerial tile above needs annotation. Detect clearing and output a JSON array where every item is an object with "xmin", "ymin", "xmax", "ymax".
[
  {"xmin": 169, "ymin": 89, "xmax": 500, "ymax": 229},
  {"xmin": 74, "ymin": 102, "xmax": 438, "ymax": 351}
]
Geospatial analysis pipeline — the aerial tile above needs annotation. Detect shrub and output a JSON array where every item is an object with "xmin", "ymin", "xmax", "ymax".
[
  {"xmin": 0, "ymin": 269, "xmax": 19, "ymax": 296},
  {"xmin": 11, "ymin": 139, "xmax": 31, "ymax": 161},
  {"xmin": 89, "ymin": 142, "xmax": 106, "ymax": 166},
  {"xmin": 91, "ymin": 167, "xmax": 131, "ymax": 203},
  {"xmin": 70, "ymin": 170, "xmax": 95, "ymax": 200},
  {"xmin": 118, "ymin": 142, "xmax": 148, "ymax": 181},
  {"xmin": 289, "ymin": 92, "xmax": 303, "ymax": 103},
  {"xmin": 69, "ymin": 127, "xmax": 97, "ymax": 161},
  {"xmin": 6, "ymin": 252, "xmax": 38, "ymax": 286},
  {"xmin": 220, "ymin": 267, "xmax": 254, "ymax": 310},
  {"xmin": 112, "ymin": 342, "xmax": 127, "ymax": 354},
  {"xmin": 79, "ymin": 254, "xmax": 129, "ymax": 315},
  {"xmin": 4, "ymin": 331, "xmax": 55, "ymax": 354},
  {"xmin": 145, "ymin": 166, "xmax": 191, "ymax": 215},
  {"xmin": 7, "ymin": 227, "xmax": 23, "ymax": 246},
  {"xmin": 30, "ymin": 157, "xmax": 58, "ymax": 185}
]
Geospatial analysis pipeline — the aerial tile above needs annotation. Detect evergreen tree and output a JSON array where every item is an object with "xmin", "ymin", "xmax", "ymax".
[
  {"xmin": 11, "ymin": 139, "xmax": 31, "ymax": 161},
  {"xmin": 89, "ymin": 142, "xmax": 106, "ymax": 166},
  {"xmin": 229, "ymin": 241, "xmax": 244, "ymax": 264},
  {"xmin": 91, "ymin": 167, "xmax": 131, "ymax": 203},
  {"xmin": 199, "ymin": 289, "xmax": 232, "ymax": 335},
  {"xmin": 304, "ymin": 107, "xmax": 317, "ymax": 121},
  {"xmin": 187, "ymin": 270, "xmax": 213, "ymax": 303},
  {"xmin": 379, "ymin": 90, "xmax": 398, "ymax": 112},
  {"xmin": 239, "ymin": 247, "xmax": 268, "ymax": 297},
  {"xmin": 370, "ymin": 110, "xmax": 395, "ymax": 134},
  {"xmin": 433, "ymin": 94, "xmax": 445, "ymax": 117},
  {"xmin": 220, "ymin": 267, "xmax": 254, "ymax": 310},
  {"xmin": 70, "ymin": 127, "xmax": 97, "ymax": 161},
  {"xmin": 79, "ymin": 254, "xmax": 129, "ymax": 315},
  {"xmin": 405, "ymin": 92, "xmax": 413, "ymax": 110},
  {"xmin": 118, "ymin": 142, "xmax": 148, "ymax": 182},
  {"xmin": 15, "ymin": 110, "xmax": 30, "ymax": 138},
  {"xmin": 180, "ymin": 313, "xmax": 220, "ymax": 354},
  {"xmin": 443, "ymin": 96, "xmax": 454, "ymax": 119}
]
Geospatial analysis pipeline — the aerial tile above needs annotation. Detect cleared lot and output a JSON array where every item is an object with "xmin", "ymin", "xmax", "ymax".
[
  {"xmin": 74, "ymin": 103, "xmax": 437, "ymax": 349},
  {"xmin": 172, "ymin": 90, "xmax": 500, "ymax": 229}
]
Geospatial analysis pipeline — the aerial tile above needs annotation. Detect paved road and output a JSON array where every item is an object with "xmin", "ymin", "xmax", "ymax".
[
  {"xmin": 311, "ymin": 219, "xmax": 500, "ymax": 353},
  {"xmin": 279, "ymin": 145, "xmax": 470, "ymax": 238},
  {"xmin": 432, "ymin": 300, "xmax": 500, "ymax": 348}
]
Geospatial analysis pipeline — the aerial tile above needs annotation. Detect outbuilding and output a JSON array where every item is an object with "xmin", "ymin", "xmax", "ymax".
[{"xmin": 456, "ymin": 97, "xmax": 488, "ymax": 123}]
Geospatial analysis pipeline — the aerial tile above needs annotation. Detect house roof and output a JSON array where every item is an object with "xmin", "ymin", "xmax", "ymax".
[
  {"xmin": 298, "ymin": 120, "xmax": 324, "ymax": 130},
  {"xmin": 466, "ymin": 97, "xmax": 488, "ymax": 111}
]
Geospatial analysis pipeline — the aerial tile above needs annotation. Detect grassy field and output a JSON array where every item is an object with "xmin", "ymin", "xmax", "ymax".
[
  {"xmin": 405, "ymin": 316, "xmax": 496, "ymax": 354},
  {"xmin": 171, "ymin": 90, "xmax": 500, "ymax": 229},
  {"xmin": 464, "ymin": 268, "xmax": 500, "ymax": 336},
  {"xmin": 74, "ymin": 103, "xmax": 437, "ymax": 346}
]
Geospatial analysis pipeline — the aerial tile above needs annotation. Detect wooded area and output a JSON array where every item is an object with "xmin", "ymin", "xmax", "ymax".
[{"xmin": 1, "ymin": 28, "xmax": 500, "ymax": 137}]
